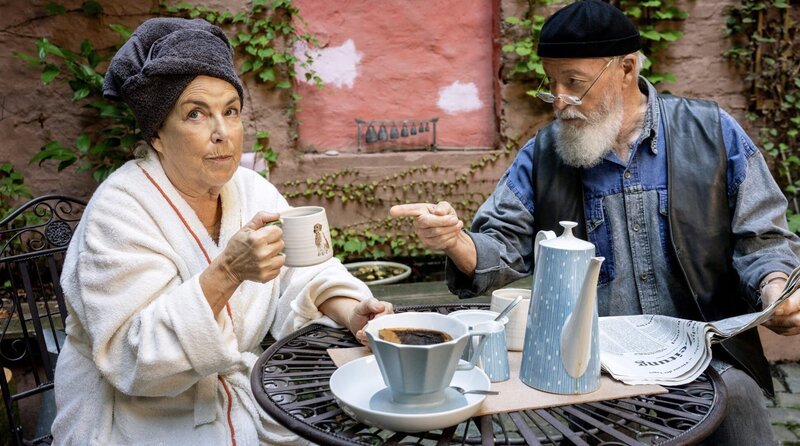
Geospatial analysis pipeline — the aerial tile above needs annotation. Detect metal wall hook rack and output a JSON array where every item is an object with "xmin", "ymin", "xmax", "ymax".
[{"xmin": 355, "ymin": 118, "xmax": 439, "ymax": 152}]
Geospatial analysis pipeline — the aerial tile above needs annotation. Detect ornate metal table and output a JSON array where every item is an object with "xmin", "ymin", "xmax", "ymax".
[{"xmin": 251, "ymin": 303, "xmax": 727, "ymax": 445}]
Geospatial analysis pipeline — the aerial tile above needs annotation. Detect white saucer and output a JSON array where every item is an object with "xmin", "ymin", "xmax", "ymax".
[{"xmin": 329, "ymin": 355, "xmax": 490, "ymax": 432}]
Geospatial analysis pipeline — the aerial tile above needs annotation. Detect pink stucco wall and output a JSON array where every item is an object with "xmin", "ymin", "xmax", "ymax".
[{"xmin": 292, "ymin": 0, "xmax": 496, "ymax": 152}]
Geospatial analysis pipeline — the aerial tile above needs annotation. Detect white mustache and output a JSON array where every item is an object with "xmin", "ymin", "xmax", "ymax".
[{"xmin": 555, "ymin": 108, "xmax": 588, "ymax": 121}]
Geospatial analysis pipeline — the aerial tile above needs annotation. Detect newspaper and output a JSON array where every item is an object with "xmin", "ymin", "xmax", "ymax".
[{"xmin": 598, "ymin": 266, "xmax": 800, "ymax": 385}]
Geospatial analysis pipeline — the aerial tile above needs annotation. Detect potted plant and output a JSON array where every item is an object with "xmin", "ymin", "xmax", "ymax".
[{"xmin": 344, "ymin": 261, "xmax": 412, "ymax": 285}]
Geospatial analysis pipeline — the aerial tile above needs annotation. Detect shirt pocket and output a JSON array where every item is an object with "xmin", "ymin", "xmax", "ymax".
[{"xmin": 585, "ymin": 197, "xmax": 615, "ymax": 284}]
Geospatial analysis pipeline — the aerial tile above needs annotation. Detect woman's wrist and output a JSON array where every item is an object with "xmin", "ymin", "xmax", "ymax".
[
  {"xmin": 318, "ymin": 296, "xmax": 361, "ymax": 332},
  {"xmin": 200, "ymin": 258, "xmax": 240, "ymax": 315}
]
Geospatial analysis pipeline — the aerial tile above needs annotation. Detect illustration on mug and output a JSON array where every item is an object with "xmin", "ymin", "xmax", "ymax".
[{"xmin": 314, "ymin": 223, "xmax": 331, "ymax": 256}]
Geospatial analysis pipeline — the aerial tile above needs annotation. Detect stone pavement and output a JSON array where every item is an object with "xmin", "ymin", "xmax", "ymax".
[{"xmin": 770, "ymin": 362, "xmax": 800, "ymax": 445}]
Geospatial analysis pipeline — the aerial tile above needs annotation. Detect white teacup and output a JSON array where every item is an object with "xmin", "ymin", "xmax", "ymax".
[
  {"xmin": 279, "ymin": 206, "xmax": 334, "ymax": 267},
  {"xmin": 364, "ymin": 312, "xmax": 490, "ymax": 405},
  {"xmin": 490, "ymin": 288, "xmax": 531, "ymax": 351}
]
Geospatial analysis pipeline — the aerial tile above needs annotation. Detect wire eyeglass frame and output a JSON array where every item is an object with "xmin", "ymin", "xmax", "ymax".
[{"xmin": 534, "ymin": 57, "xmax": 616, "ymax": 106}]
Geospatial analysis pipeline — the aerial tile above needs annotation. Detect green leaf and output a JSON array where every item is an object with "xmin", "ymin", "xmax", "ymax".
[
  {"xmin": 109, "ymin": 24, "xmax": 132, "ymax": 41},
  {"xmin": 41, "ymin": 64, "xmax": 60, "ymax": 84},
  {"xmin": 72, "ymin": 87, "xmax": 90, "ymax": 101},
  {"xmin": 11, "ymin": 51, "xmax": 41, "ymax": 67},
  {"xmin": 233, "ymin": 12, "xmax": 247, "ymax": 23},
  {"xmin": 256, "ymin": 130, "xmax": 270, "ymax": 139},
  {"xmin": 640, "ymin": 30, "xmax": 662, "ymax": 41},
  {"xmin": 30, "ymin": 141, "xmax": 74, "ymax": 166},
  {"xmin": 241, "ymin": 60, "xmax": 253, "ymax": 73},
  {"xmin": 276, "ymin": 80, "xmax": 291, "ymax": 89},
  {"xmin": 76, "ymin": 134, "xmax": 91, "ymax": 153},
  {"xmin": 626, "ymin": 6, "xmax": 642, "ymax": 19},
  {"xmin": 515, "ymin": 46, "xmax": 531, "ymax": 56},
  {"xmin": 38, "ymin": 39, "xmax": 65, "ymax": 58},
  {"xmin": 258, "ymin": 68, "xmax": 275, "ymax": 82},
  {"xmin": 660, "ymin": 30, "xmax": 683, "ymax": 42}
]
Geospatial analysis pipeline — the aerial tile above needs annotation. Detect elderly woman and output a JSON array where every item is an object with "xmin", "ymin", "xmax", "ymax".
[{"xmin": 51, "ymin": 18, "xmax": 390, "ymax": 445}]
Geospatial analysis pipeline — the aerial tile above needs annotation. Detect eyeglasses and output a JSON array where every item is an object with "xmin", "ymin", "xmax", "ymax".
[{"xmin": 534, "ymin": 58, "xmax": 616, "ymax": 106}]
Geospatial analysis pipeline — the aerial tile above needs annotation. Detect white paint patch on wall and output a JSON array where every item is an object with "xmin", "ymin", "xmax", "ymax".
[
  {"xmin": 437, "ymin": 81, "xmax": 483, "ymax": 115},
  {"xmin": 294, "ymin": 39, "xmax": 362, "ymax": 88}
]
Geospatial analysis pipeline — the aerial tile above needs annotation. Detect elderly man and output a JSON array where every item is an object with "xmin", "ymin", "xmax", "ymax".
[{"xmin": 391, "ymin": 0, "xmax": 800, "ymax": 443}]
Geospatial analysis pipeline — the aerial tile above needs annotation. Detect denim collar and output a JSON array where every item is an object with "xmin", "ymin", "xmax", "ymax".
[
  {"xmin": 637, "ymin": 76, "xmax": 660, "ymax": 155},
  {"xmin": 600, "ymin": 76, "xmax": 660, "ymax": 165}
]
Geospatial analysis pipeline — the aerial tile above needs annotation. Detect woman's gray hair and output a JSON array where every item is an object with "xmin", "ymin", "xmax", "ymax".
[{"xmin": 133, "ymin": 141, "xmax": 154, "ymax": 158}]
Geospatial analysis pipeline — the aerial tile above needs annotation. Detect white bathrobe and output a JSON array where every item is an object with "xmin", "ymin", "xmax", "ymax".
[{"xmin": 52, "ymin": 152, "xmax": 372, "ymax": 445}]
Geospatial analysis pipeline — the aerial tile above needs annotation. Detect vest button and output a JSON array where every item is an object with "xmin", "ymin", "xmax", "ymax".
[
  {"xmin": 633, "ymin": 223, "xmax": 640, "ymax": 232},
  {"xmin": 640, "ymin": 273, "xmax": 649, "ymax": 281},
  {"xmin": 624, "ymin": 171, "xmax": 632, "ymax": 179}
]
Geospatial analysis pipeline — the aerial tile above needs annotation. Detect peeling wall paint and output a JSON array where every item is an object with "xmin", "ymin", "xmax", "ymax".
[
  {"xmin": 437, "ymin": 81, "xmax": 484, "ymax": 115},
  {"xmin": 293, "ymin": 0, "xmax": 495, "ymax": 151},
  {"xmin": 294, "ymin": 39, "xmax": 362, "ymax": 89}
]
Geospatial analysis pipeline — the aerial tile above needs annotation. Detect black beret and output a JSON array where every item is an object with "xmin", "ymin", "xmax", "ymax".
[
  {"xmin": 538, "ymin": 0, "xmax": 641, "ymax": 58},
  {"xmin": 103, "ymin": 18, "xmax": 244, "ymax": 142}
]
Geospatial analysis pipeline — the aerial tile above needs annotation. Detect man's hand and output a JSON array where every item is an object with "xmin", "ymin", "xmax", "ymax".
[
  {"xmin": 761, "ymin": 275, "xmax": 800, "ymax": 336},
  {"xmin": 389, "ymin": 201, "xmax": 478, "ymax": 276},
  {"xmin": 389, "ymin": 201, "xmax": 464, "ymax": 251}
]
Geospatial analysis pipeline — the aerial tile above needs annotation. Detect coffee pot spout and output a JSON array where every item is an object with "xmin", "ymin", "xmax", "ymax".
[{"xmin": 559, "ymin": 256, "xmax": 604, "ymax": 378}]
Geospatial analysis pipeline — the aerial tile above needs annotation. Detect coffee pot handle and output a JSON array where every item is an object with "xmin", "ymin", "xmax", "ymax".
[
  {"xmin": 534, "ymin": 230, "xmax": 557, "ymax": 269},
  {"xmin": 457, "ymin": 327, "xmax": 492, "ymax": 371}
]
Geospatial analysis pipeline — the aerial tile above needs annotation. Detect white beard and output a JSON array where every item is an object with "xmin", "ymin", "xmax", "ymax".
[{"xmin": 554, "ymin": 93, "xmax": 623, "ymax": 168}]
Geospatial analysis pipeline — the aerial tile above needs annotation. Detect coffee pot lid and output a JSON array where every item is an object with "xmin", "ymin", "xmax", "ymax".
[{"xmin": 539, "ymin": 221, "xmax": 594, "ymax": 251}]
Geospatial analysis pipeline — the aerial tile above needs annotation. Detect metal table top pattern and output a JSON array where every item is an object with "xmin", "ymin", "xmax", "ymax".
[{"xmin": 251, "ymin": 303, "xmax": 727, "ymax": 445}]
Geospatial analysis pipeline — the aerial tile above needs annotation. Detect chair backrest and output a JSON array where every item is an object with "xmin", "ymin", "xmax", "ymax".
[{"xmin": 0, "ymin": 195, "xmax": 86, "ymax": 445}]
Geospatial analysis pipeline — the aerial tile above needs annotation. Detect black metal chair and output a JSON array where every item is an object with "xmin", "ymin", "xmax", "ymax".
[{"xmin": 0, "ymin": 195, "xmax": 86, "ymax": 445}]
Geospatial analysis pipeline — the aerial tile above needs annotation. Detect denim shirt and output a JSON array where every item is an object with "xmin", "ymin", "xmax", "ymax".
[{"xmin": 448, "ymin": 77, "xmax": 800, "ymax": 319}]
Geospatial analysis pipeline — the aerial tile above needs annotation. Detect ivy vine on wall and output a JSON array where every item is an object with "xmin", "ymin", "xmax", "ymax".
[
  {"xmin": 724, "ymin": 0, "xmax": 799, "ymax": 231},
  {"xmin": 14, "ymin": 0, "xmax": 317, "ymax": 185},
  {"xmin": 160, "ymin": 0, "xmax": 324, "ymax": 165},
  {"xmin": 502, "ymin": 0, "xmax": 688, "ymax": 93},
  {"xmin": 278, "ymin": 151, "xmax": 511, "ymax": 261}
]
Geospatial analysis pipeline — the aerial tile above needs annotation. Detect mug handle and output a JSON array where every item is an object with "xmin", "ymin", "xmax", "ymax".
[{"xmin": 456, "ymin": 327, "xmax": 492, "ymax": 371}]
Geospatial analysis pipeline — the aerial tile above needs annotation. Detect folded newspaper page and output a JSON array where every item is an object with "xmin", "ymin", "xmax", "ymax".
[{"xmin": 599, "ymin": 266, "xmax": 800, "ymax": 385}]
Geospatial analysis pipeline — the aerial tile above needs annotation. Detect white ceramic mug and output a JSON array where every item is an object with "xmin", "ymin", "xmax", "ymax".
[
  {"xmin": 279, "ymin": 206, "xmax": 334, "ymax": 267},
  {"xmin": 490, "ymin": 288, "xmax": 531, "ymax": 351}
]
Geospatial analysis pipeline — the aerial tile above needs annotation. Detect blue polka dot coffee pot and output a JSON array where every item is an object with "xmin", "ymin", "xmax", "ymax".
[{"xmin": 519, "ymin": 221, "xmax": 605, "ymax": 394}]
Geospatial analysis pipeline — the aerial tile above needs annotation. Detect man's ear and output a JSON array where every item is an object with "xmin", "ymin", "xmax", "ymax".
[{"xmin": 620, "ymin": 54, "xmax": 638, "ymax": 85}]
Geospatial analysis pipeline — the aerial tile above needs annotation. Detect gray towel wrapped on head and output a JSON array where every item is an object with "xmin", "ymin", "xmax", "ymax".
[{"xmin": 103, "ymin": 18, "xmax": 244, "ymax": 142}]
